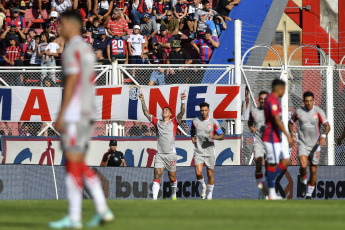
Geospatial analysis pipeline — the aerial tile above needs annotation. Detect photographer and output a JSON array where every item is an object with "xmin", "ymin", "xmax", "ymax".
[{"xmin": 101, "ymin": 140, "xmax": 127, "ymax": 167}]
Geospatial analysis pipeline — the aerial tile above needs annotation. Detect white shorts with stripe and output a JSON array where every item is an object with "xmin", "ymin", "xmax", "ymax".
[{"xmin": 263, "ymin": 142, "xmax": 289, "ymax": 164}]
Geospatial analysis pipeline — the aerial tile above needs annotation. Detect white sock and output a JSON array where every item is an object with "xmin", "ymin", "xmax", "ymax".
[
  {"xmin": 198, "ymin": 178, "xmax": 206, "ymax": 189},
  {"xmin": 301, "ymin": 176, "xmax": 307, "ymax": 185},
  {"xmin": 152, "ymin": 181, "xmax": 160, "ymax": 200},
  {"xmin": 66, "ymin": 173, "xmax": 82, "ymax": 222},
  {"xmin": 207, "ymin": 184, "xmax": 214, "ymax": 198},
  {"xmin": 269, "ymin": 187, "xmax": 277, "ymax": 198},
  {"xmin": 306, "ymin": 185, "xmax": 315, "ymax": 197},
  {"xmin": 171, "ymin": 180, "xmax": 177, "ymax": 197},
  {"xmin": 84, "ymin": 173, "xmax": 108, "ymax": 214}
]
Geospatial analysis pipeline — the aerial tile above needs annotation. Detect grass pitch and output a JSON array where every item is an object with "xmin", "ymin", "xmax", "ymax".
[{"xmin": 0, "ymin": 199, "xmax": 344, "ymax": 230}]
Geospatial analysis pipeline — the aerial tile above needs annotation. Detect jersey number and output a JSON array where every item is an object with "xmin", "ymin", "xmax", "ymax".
[{"xmin": 112, "ymin": 40, "xmax": 124, "ymax": 49}]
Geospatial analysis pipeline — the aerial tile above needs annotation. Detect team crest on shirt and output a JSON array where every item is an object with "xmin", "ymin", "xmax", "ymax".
[
  {"xmin": 129, "ymin": 86, "xmax": 141, "ymax": 100},
  {"xmin": 272, "ymin": 104, "xmax": 278, "ymax": 111},
  {"xmin": 313, "ymin": 114, "xmax": 318, "ymax": 119},
  {"xmin": 207, "ymin": 124, "xmax": 212, "ymax": 128}
]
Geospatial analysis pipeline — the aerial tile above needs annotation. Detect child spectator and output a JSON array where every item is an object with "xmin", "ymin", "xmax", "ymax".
[
  {"xmin": 187, "ymin": 0, "xmax": 202, "ymax": 38},
  {"xmin": 107, "ymin": 36, "xmax": 128, "ymax": 64},
  {"xmin": 191, "ymin": 27, "xmax": 220, "ymax": 63},
  {"xmin": 88, "ymin": 17, "xmax": 101, "ymax": 39},
  {"xmin": 153, "ymin": 0, "xmax": 172, "ymax": 21},
  {"xmin": 107, "ymin": 8, "xmax": 129, "ymax": 40},
  {"xmin": 127, "ymin": 25, "xmax": 146, "ymax": 64},
  {"xmin": 174, "ymin": 0, "xmax": 188, "ymax": 30}
]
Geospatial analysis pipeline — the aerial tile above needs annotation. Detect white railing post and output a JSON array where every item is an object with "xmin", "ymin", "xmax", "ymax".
[
  {"xmin": 234, "ymin": 19, "xmax": 242, "ymax": 136},
  {"xmin": 111, "ymin": 59, "xmax": 120, "ymax": 136},
  {"xmin": 327, "ymin": 65, "xmax": 334, "ymax": 165},
  {"xmin": 281, "ymin": 20, "xmax": 289, "ymax": 151}
]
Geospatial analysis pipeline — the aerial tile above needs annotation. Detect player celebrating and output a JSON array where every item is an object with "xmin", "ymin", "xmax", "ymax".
[
  {"xmin": 288, "ymin": 91, "xmax": 330, "ymax": 199},
  {"xmin": 248, "ymin": 91, "xmax": 268, "ymax": 199},
  {"xmin": 139, "ymin": 91, "xmax": 186, "ymax": 200},
  {"xmin": 50, "ymin": 11, "xmax": 113, "ymax": 229},
  {"xmin": 191, "ymin": 102, "xmax": 224, "ymax": 200},
  {"xmin": 263, "ymin": 79, "xmax": 294, "ymax": 200}
]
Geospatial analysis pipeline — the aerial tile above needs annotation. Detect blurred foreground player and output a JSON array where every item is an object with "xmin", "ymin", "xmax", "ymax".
[
  {"xmin": 288, "ymin": 91, "xmax": 330, "ymax": 199},
  {"xmin": 50, "ymin": 11, "xmax": 113, "ymax": 229},
  {"xmin": 191, "ymin": 102, "xmax": 224, "ymax": 200},
  {"xmin": 140, "ymin": 91, "xmax": 186, "ymax": 200},
  {"xmin": 248, "ymin": 91, "xmax": 268, "ymax": 199},
  {"xmin": 263, "ymin": 79, "xmax": 294, "ymax": 200}
]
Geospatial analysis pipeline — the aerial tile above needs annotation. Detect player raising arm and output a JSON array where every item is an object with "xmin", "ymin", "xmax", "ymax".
[
  {"xmin": 263, "ymin": 79, "xmax": 294, "ymax": 200},
  {"xmin": 140, "ymin": 91, "xmax": 186, "ymax": 200},
  {"xmin": 288, "ymin": 91, "xmax": 330, "ymax": 199},
  {"xmin": 50, "ymin": 11, "xmax": 113, "ymax": 229},
  {"xmin": 248, "ymin": 91, "xmax": 268, "ymax": 199},
  {"xmin": 191, "ymin": 102, "xmax": 224, "ymax": 200}
]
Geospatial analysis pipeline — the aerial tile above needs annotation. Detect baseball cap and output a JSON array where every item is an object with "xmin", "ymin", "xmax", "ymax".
[
  {"xmin": 98, "ymin": 27, "xmax": 106, "ymax": 35},
  {"xmin": 50, "ymin": 11, "xmax": 59, "ymax": 18},
  {"xmin": 12, "ymin": 7, "xmax": 19, "ymax": 13},
  {"xmin": 160, "ymin": 24, "xmax": 167, "ymax": 31},
  {"xmin": 133, "ymin": 25, "xmax": 140, "ymax": 30},
  {"xmin": 109, "ymin": 140, "xmax": 117, "ymax": 146},
  {"xmin": 82, "ymin": 27, "xmax": 87, "ymax": 33},
  {"xmin": 143, "ymin": 13, "xmax": 151, "ymax": 19},
  {"xmin": 205, "ymin": 27, "xmax": 212, "ymax": 34},
  {"xmin": 9, "ymin": 21, "xmax": 16, "ymax": 27}
]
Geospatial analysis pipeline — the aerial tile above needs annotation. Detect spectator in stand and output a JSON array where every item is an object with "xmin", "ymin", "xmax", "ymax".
[
  {"xmin": 89, "ymin": 0, "xmax": 114, "ymax": 26},
  {"xmin": 206, "ymin": 14, "xmax": 227, "ymax": 37},
  {"xmin": 174, "ymin": 0, "xmax": 188, "ymax": 30},
  {"xmin": 88, "ymin": 17, "xmax": 101, "ymax": 39},
  {"xmin": 46, "ymin": 11, "xmax": 60, "ymax": 36},
  {"xmin": 28, "ymin": 35, "xmax": 42, "ymax": 67},
  {"xmin": 1, "ymin": 21, "xmax": 26, "ymax": 48},
  {"xmin": 19, "ymin": 122, "xmax": 32, "ymax": 136},
  {"xmin": 107, "ymin": 8, "xmax": 129, "ymax": 40},
  {"xmin": 0, "ymin": 3, "xmax": 6, "ymax": 31},
  {"xmin": 37, "ymin": 32, "xmax": 49, "ymax": 64},
  {"xmin": 160, "ymin": 10, "xmax": 179, "ymax": 35},
  {"xmin": 2, "ymin": 36, "xmax": 23, "ymax": 85},
  {"xmin": 131, "ymin": 0, "xmax": 153, "ymax": 25},
  {"xmin": 93, "ymin": 27, "xmax": 111, "ymax": 58},
  {"xmin": 193, "ymin": 0, "xmax": 217, "ymax": 37},
  {"xmin": 128, "ymin": 121, "xmax": 149, "ymax": 136},
  {"xmin": 107, "ymin": 36, "xmax": 128, "ymax": 64},
  {"xmin": 127, "ymin": 25, "xmax": 146, "ymax": 64},
  {"xmin": 26, "ymin": 28, "xmax": 37, "ymax": 60},
  {"xmin": 41, "ymin": 39, "xmax": 60, "ymax": 83},
  {"xmin": 51, "ymin": 0, "xmax": 72, "ymax": 15},
  {"xmin": 191, "ymin": 27, "xmax": 220, "ymax": 63},
  {"xmin": 167, "ymin": 39, "xmax": 192, "ymax": 83},
  {"xmin": 151, "ymin": 24, "xmax": 173, "ymax": 61},
  {"xmin": 153, "ymin": 0, "xmax": 172, "ymax": 22},
  {"xmin": 4, "ymin": 7, "xmax": 26, "ymax": 33},
  {"xmin": 95, "ymin": 48, "xmax": 111, "ymax": 65},
  {"xmin": 113, "ymin": 0, "xmax": 130, "ymax": 22},
  {"xmin": 18, "ymin": 0, "xmax": 27, "ymax": 17},
  {"xmin": 53, "ymin": 26, "xmax": 65, "ymax": 63},
  {"xmin": 43, "ymin": 76, "xmax": 56, "ymax": 87},
  {"xmin": 82, "ymin": 27, "xmax": 93, "ymax": 44},
  {"xmin": 187, "ymin": 0, "xmax": 202, "ymax": 38},
  {"xmin": 148, "ymin": 43, "xmax": 165, "ymax": 86},
  {"xmin": 218, "ymin": 0, "xmax": 240, "ymax": 21},
  {"xmin": 140, "ymin": 13, "xmax": 158, "ymax": 42}
]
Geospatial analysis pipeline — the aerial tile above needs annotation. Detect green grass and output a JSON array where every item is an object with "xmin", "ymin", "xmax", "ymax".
[{"xmin": 0, "ymin": 200, "xmax": 345, "ymax": 230}]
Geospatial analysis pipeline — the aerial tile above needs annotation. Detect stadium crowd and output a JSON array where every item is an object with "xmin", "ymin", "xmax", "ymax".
[{"xmin": 0, "ymin": 0, "xmax": 240, "ymax": 86}]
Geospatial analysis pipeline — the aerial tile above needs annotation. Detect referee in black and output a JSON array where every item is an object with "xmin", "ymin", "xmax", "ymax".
[{"xmin": 101, "ymin": 140, "xmax": 127, "ymax": 167}]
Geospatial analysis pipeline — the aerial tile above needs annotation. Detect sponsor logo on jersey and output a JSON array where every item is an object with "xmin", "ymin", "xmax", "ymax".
[{"xmin": 313, "ymin": 114, "xmax": 318, "ymax": 119}]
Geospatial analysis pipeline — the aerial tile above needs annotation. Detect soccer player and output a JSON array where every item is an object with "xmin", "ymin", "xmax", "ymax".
[
  {"xmin": 191, "ymin": 102, "xmax": 224, "ymax": 200},
  {"xmin": 288, "ymin": 91, "xmax": 330, "ymax": 199},
  {"xmin": 139, "ymin": 91, "xmax": 186, "ymax": 200},
  {"xmin": 248, "ymin": 91, "xmax": 268, "ymax": 199},
  {"xmin": 263, "ymin": 79, "xmax": 294, "ymax": 200},
  {"xmin": 49, "ymin": 11, "xmax": 113, "ymax": 229}
]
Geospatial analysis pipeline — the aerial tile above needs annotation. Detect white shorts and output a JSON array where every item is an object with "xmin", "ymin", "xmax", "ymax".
[{"xmin": 264, "ymin": 142, "xmax": 289, "ymax": 164}]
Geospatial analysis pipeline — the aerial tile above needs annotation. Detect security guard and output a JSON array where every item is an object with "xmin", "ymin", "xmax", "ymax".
[{"xmin": 101, "ymin": 140, "xmax": 126, "ymax": 167}]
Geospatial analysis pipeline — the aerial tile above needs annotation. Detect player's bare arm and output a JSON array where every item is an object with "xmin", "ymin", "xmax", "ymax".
[
  {"xmin": 273, "ymin": 114, "xmax": 294, "ymax": 146},
  {"xmin": 55, "ymin": 74, "xmax": 79, "ymax": 132},
  {"xmin": 122, "ymin": 159, "xmax": 127, "ymax": 167},
  {"xmin": 139, "ymin": 93, "xmax": 151, "ymax": 120},
  {"xmin": 177, "ymin": 92, "xmax": 186, "ymax": 123},
  {"xmin": 288, "ymin": 120, "xmax": 296, "ymax": 140},
  {"xmin": 319, "ymin": 122, "xmax": 330, "ymax": 147}
]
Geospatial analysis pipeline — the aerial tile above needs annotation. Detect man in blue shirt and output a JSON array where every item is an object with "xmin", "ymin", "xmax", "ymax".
[{"xmin": 93, "ymin": 27, "xmax": 111, "ymax": 58}]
